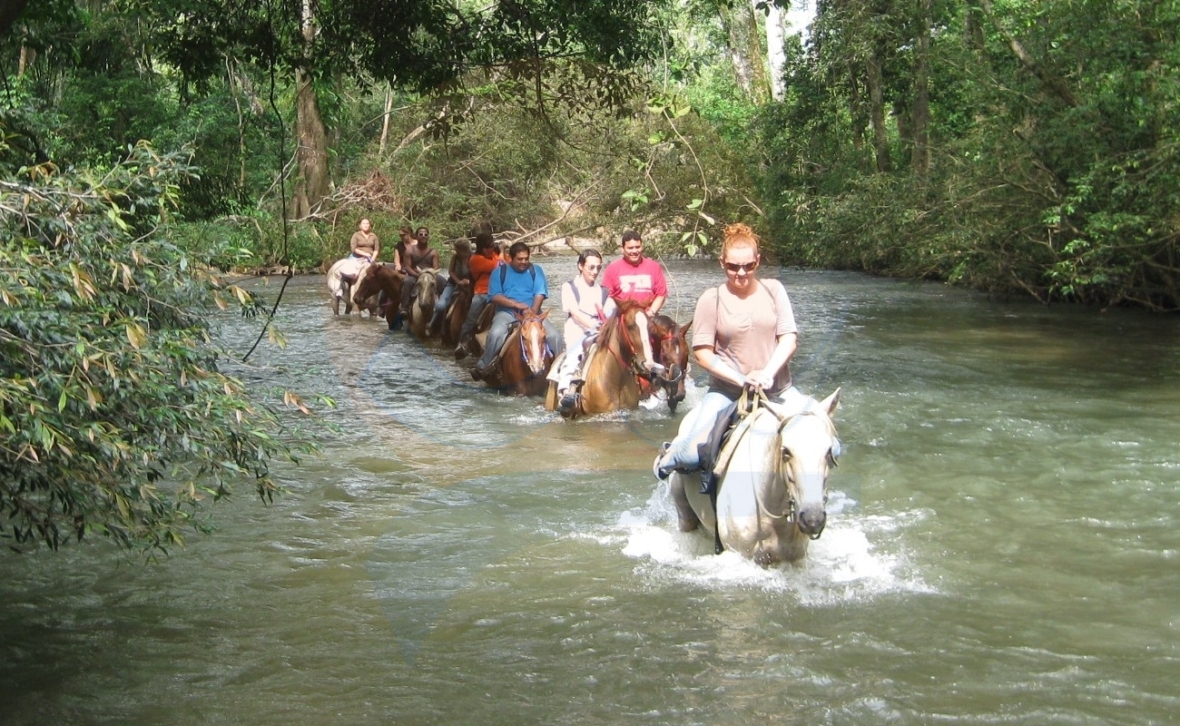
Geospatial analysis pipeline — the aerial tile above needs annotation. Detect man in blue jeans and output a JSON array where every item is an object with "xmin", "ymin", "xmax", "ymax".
[{"xmin": 472, "ymin": 241, "xmax": 564, "ymax": 380}]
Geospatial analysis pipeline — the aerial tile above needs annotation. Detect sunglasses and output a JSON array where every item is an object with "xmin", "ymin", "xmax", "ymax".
[{"xmin": 723, "ymin": 261, "xmax": 758, "ymax": 273}]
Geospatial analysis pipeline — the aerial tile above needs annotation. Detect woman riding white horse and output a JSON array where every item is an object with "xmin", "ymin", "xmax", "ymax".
[
  {"xmin": 327, "ymin": 218, "xmax": 381, "ymax": 314},
  {"xmin": 653, "ymin": 222, "xmax": 798, "ymax": 479}
]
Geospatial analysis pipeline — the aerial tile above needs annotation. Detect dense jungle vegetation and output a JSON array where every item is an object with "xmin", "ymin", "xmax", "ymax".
[{"xmin": 2, "ymin": 0, "xmax": 1178, "ymax": 551}]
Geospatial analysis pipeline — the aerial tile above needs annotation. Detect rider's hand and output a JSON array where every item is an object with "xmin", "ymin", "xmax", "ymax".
[{"xmin": 747, "ymin": 368, "xmax": 775, "ymax": 390}]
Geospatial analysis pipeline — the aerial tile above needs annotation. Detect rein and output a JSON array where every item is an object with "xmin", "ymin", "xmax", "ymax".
[{"xmin": 603, "ymin": 311, "xmax": 651, "ymax": 379}]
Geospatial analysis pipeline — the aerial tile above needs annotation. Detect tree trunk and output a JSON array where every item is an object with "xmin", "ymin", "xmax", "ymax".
[
  {"xmin": 743, "ymin": 0, "xmax": 770, "ymax": 103},
  {"xmin": 719, "ymin": 4, "xmax": 754, "ymax": 98},
  {"xmin": 291, "ymin": 0, "xmax": 330, "ymax": 219},
  {"xmin": 849, "ymin": 68, "xmax": 866, "ymax": 158},
  {"xmin": 764, "ymin": 0, "xmax": 787, "ymax": 101},
  {"xmin": 865, "ymin": 50, "xmax": 892, "ymax": 172},
  {"xmin": 292, "ymin": 67, "xmax": 330, "ymax": 219},
  {"xmin": 911, "ymin": 0, "xmax": 931, "ymax": 175},
  {"xmin": 17, "ymin": 43, "xmax": 34, "ymax": 75},
  {"xmin": 378, "ymin": 86, "xmax": 394, "ymax": 156}
]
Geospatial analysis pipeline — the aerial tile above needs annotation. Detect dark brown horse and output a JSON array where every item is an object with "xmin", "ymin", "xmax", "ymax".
[
  {"xmin": 441, "ymin": 284, "xmax": 473, "ymax": 347},
  {"xmin": 647, "ymin": 314, "xmax": 691, "ymax": 413},
  {"xmin": 545, "ymin": 302, "xmax": 657, "ymax": 418},
  {"xmin": 482, "ymin": 310, "xmax": 555, "ymax": 396},
  {"xmin": 351, "ymin": 263, "xmax": 406, "ymax": 330}
]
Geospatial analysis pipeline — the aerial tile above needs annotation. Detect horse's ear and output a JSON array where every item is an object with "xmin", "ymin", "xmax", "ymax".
[
  {"xmin": 680, "ymin": 321, "xmax": 692, "ymax": 337},
  {"xmin": 537, "ymin": 309, "xmax": 550, "ymax": 321},
  {"xmin": 819, "ymin": 388, "xmax": 840, "ymax": 415}
]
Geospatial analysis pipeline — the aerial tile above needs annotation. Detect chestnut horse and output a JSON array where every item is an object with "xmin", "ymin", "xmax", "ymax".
[
  {"xmin": 646, "ymin": 314, "xmax": 692, "ymax": 413},
  {"xmin": 441, "ymin": 284, "xmax": 473, "ymax": 347},
  {"xmin": 545, "ymin": 302, "xmax": 657, "ymax": 418},
  {"xmin": 351, "ymin": 263, "xmax": 406, "ymax": 330},
  {"xmin": 482, "ymin": 310, "xmax": 554, "ymax": 396}
]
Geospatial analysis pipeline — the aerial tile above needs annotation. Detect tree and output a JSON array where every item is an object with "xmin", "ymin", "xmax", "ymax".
[
  {"xmin": 0, "ymin": 144, "xmax": 308, "ymax": 552},
  {"xmin": 141, "ymin": 0, "xmax": 669, "ymax": 218}
]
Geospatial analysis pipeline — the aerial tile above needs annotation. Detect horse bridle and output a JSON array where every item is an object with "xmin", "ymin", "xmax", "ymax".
[
  {"xmin": 604, "ymin": 310, "xmax": 655, "ymax": 380},
  {"xmin": 738, "ymin": 390, "xmax": 839, "ymax": 540},
  {"xmin": 517, "ymin": 315, "xmax": 552, "ymax": 372},
  {"xmin": 653, "ymin": 330, "xmax": 686, "ymax": 388}
]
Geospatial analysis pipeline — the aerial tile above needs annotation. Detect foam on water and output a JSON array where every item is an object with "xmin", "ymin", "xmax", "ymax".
[{"xmin": 612, "ymin": 482, "xmax": 934, "ymax": 604}]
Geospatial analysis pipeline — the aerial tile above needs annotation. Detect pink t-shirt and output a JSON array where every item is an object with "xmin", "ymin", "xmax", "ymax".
[
  {"xmin": 601, "ymin": 257, "xmax": 667, "ymax": 307},
  {"xmin": 692, "ymin": 279, "xmax": 797, "ymax": 396}
]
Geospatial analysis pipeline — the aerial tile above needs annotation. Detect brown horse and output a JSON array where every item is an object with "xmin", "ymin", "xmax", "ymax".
[
  {"xmin": 351, "ymin": 263, "xmax": 406, "ymax": 330},
  {"xmin": 482, "ymin": 310, "xmax": 555, "ymax": 396},
  {"xmin": 441, "ymin": 284, "xmax": 472, "ymax": 347},
  {"xmin": 545, "ymin": 302, "xmax": 657, "ymax": 418},
  {"xmin": 646, "ymin": 314, "xmax": 692, "ymax": 413}
]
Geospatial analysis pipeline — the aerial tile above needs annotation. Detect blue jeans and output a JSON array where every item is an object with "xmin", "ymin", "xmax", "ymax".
[
  {"xmin": 431, "ymin": 282, "xmax": 456, "ymax": 326},
  {"xmin": 660, "ymin": 390, "xmax": 737, "ymax": 472},
  {"xmin": 659, "ymin": 386, "xmax": 803, "ymax": 472},
  {"xmin": 459, "ymin": 293, "xmax": 489, "ymax": 343},
  {"xmin": 475, "ymin": 309, "xmax": 564, "ymax": 370}
]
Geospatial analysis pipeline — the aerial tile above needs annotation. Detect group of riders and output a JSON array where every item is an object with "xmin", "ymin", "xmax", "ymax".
[
  {"xmin": 328, "ymin": 219, "xmax": 829, "ymax": 561},
  {"xmin": 328, "ymin": 221, "xmax": 673, "ymax": 414}
]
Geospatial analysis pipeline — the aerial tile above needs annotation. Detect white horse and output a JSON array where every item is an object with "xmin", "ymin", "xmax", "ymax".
[
  {"xmin": 326, "ymin": 257, "xmax": 379, "ymax": 316},
  {"xmin": 406, "ymin": 267, "xmax": 443, "ymax": 338},
  {"xmin": 668, "ymin": 387, "xmax": 841, "ymax": 566}
]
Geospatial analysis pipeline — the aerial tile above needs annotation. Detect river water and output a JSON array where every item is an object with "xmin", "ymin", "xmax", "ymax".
[{"xmin": 2, "ymin": 259, "xmax": 1178, "ymax": 725}]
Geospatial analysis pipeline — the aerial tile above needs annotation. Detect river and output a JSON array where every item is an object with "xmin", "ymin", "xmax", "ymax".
[{"xmin": 2, "ymin": 259, "xmax": 1178, "ymax": 725}]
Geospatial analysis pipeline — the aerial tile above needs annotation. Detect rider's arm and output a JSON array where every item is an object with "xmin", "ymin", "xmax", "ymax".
[
  {"xmin": 747, "ymin": 333, "xmax": 797, "ymax": 391},
  {"xmin": 491, "ymin": 294, "xmax": 529, "ymax": 312},
  {"xmin": 694, "ymin": 347, "xmax": 748, "ymax": 389},
  {"xmin": 648, "ymin": 263, "xmax": 668, "ymax": 314},
  {"xmin": 530, "ymin": 294, "xmax": 544, "ymax": 314}
]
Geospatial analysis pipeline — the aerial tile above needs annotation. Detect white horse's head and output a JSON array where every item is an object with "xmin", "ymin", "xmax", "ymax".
[
  {"xmin": 770, "ymin": 388, "xmax": 841, "ymax": 539},
  {"xmin": 414, "ymin": 268, "xmax": 441, "ymax": 312}
]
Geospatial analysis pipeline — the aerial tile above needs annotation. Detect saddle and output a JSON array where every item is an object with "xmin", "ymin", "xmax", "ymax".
[
  {"xmin": 471, "ymin": 303, "xmax": 497, "ymax": 351},
  {"xmin": 545, "ymin": 335, "xmax": 602, "ymax": 390},
  {"xmin": 695, "ymin": 389, "xmax": 774, "ymax": 495}
]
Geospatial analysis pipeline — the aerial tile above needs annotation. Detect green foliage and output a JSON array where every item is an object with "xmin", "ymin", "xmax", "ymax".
[
  {"xmin": 0, "ymin": 143, "xmax": 311, "ymax": 553},
  {"xmin": 755, "ymin": 0, "xmax": 1180, "ymax": 309}
]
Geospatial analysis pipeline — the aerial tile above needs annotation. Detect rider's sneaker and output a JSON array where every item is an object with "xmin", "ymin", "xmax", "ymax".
[
  {"xmin": 471, "ymin": 366, "xmax": 484, "ymax": 381},
  {"xmin": 652, "ymin": 442, "xmax": 673, "ymax": 480},
  {"xmin": 454, "ymin": 344, "xmax": 468, "ymax": 360}
]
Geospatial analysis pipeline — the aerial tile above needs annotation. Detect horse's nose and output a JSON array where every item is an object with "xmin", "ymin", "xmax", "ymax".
[{"xmin": 798, "ymin": 508, "xmax": 826, "ymax": 538}]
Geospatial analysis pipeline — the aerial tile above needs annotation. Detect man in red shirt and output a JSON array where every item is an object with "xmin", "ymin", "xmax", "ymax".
[
  {"xmin": 455, "ymin": 232, "xmax": 502, "ymax": 358},
  {"xmin": 601, "ymin": 230, "xmax": 667, "ymax": 315}
]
